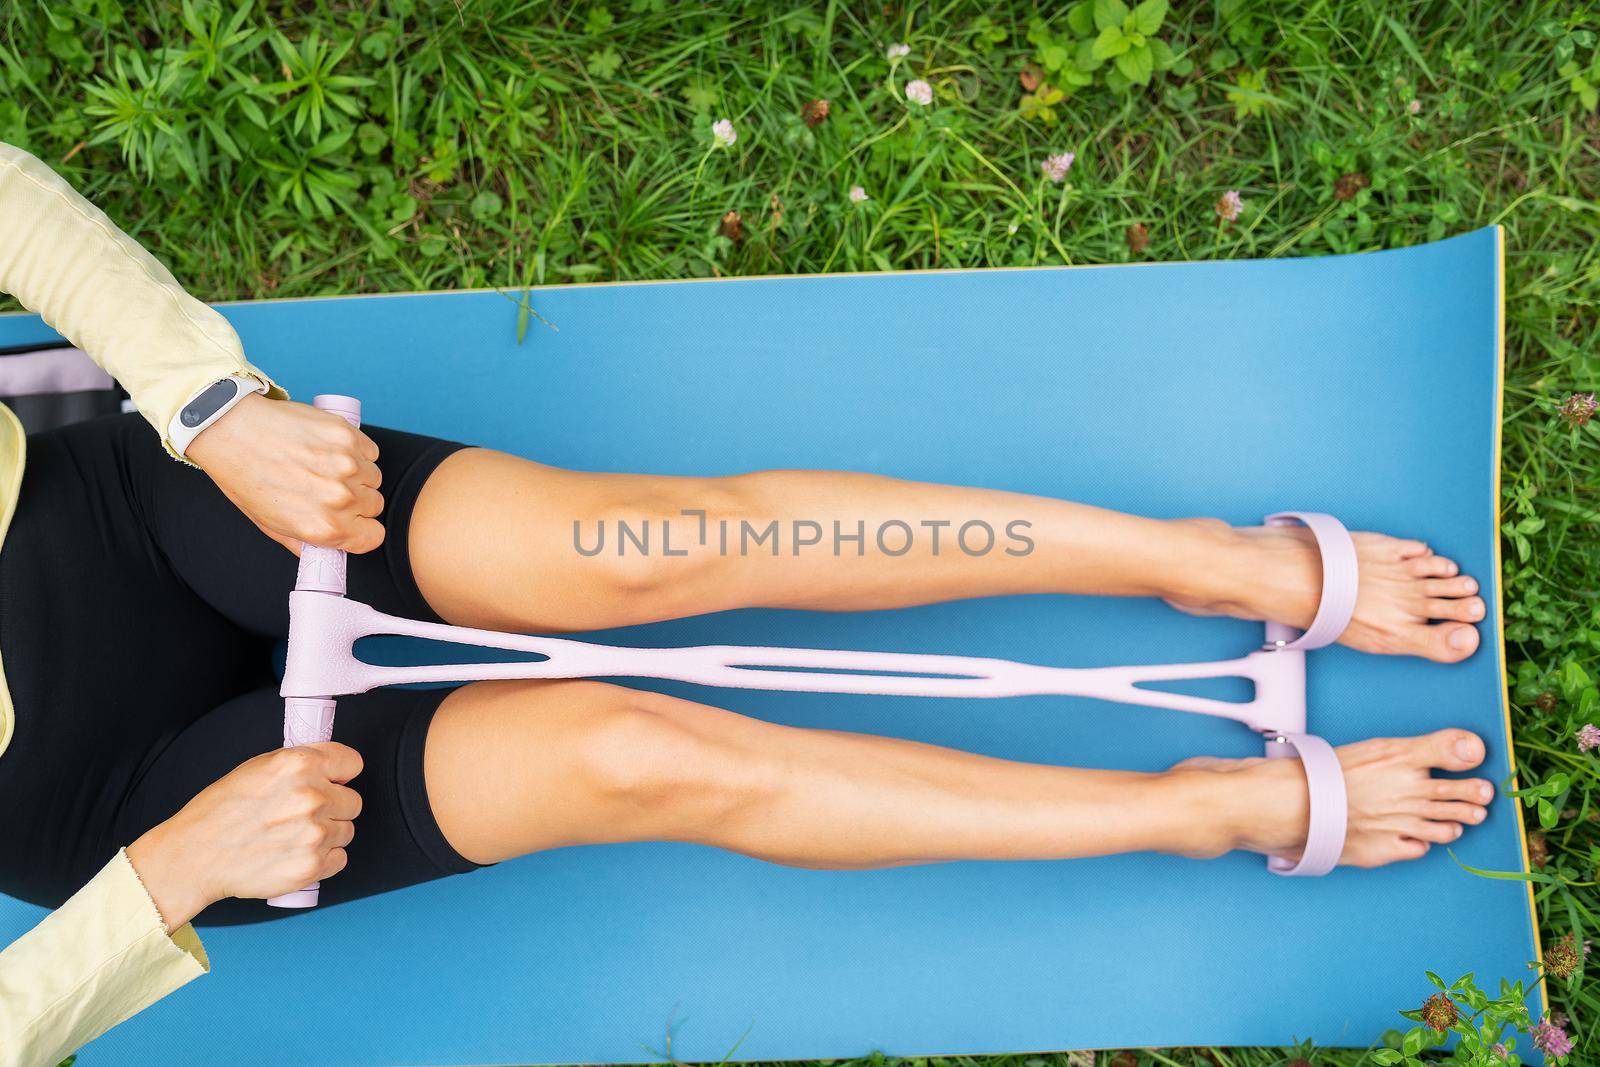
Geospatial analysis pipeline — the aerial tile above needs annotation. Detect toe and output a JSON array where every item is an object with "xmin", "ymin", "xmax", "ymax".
[
  {"xmin": 1361, "ymin": 835, "xmax": 1429, "ymax": 866},
  {"xmin": 1430, "ymin": 776, "xmax": 1496, "ymax": 804},
  {"xmin": 1397, "ymin": 817, "xmax": 1465, "ymax": 844},
  {"xmin": 1406, "ymin": 555, "xmax": 1459, "ymax": 578},
  {"xmin": 1418, "ymin": 728, "xmax": 1486, "ymax": 771},
  {"xmin": 1389, "ymin": 538, "xmax": 1432, "ymax": 559},
  {"xmin": 1422, "ymin": 576, "xmax": 1479, "ymax": 599},
  {"xmin": 1421, "ymin": 622, "xmax": 1480, "ymax": 662},
  {"xmin": 1395, "ymin": 837, "xmax": 1431, "ymax": 860},
  {"xmin": 1416, "ymin": 801, "xmax": 1488, "ymax": 826},
  {"xmin": 1426, "ymin": 596, "xmax": 1486, "ymax": 623}
]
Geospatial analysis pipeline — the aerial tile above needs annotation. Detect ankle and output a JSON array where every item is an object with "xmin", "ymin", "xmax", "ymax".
[
  {"xmin": 1157, "ymin": 519, "xmax": 1255, "ymax": 611},
  {"xmin": 1149, "ymin": 766, "xmax": 1254, "ymax": 859},
  {"xmin": 1152, "ymin": 759, "xmax": 1310, "ymax": 860},
  {"xmin": 1230, "ymin": 758, "xmax": 1310, "ymax": 856}
]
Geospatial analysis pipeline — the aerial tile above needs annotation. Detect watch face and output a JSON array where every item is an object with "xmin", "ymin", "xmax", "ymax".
[{"xmin": 180, "ymin": 378, "xmax": 241, "ymax": 428}]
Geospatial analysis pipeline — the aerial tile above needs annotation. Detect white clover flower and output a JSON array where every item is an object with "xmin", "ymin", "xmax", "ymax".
[
  {"xmin": 904, "ymin": 79, "xmax": 933, "ymax": 106},
  {"xmin": 1407, "ymin": 98, "xmax": 1422, "ymax": 115},
  {"xmin": 711, "ymin": 118, "xmax": 736, "ymax": 148},
  {"xmin": 887, "ymin": 43, "xmax": 910, "ymax": 61},
  {"xmin": 1216, "ymin": 189, "xmax": 1244, "ymax": 222},
  {"xmin": 1041, "ymin": 152, "xmax": 1075, "ymax": 183},
  {"xmin": 849, "ymin": 185, "xmax": 868, "ymax": 203}
]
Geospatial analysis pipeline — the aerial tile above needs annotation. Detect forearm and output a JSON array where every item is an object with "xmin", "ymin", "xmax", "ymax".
[
  {"xmin": 126, "ymin": 823, "xmax": 221, "ymax": 933},
  {"xmin": 0, "ymin": 142, "xmax": 283, "ymax": 454}
]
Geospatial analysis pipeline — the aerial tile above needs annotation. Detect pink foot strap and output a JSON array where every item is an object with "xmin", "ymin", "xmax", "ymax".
[
  {"xmin": 1263, "ymin": 511, "xmax": 1359, "ymax": 651},
  {"xmin": 1253, "ymin": 512, "xmax": 1355, "ymax": 875},
  {"xmin": 1266, "ymin": 732, "xmax": 1348, "ymax": 877}
]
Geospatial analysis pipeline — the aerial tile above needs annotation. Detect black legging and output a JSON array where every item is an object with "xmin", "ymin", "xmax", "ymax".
[{"xmin": 0, "ymin": 414, "xmax": 482, "ymax": 925}]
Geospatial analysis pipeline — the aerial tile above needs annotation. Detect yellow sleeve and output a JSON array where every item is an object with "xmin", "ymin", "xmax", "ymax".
[
  {"xmin": 0, "ymin": 141, "xmax": 286, "ymax": 459},
  {"xmin": 0, "ymin": 850, "xmax": 209, "ymax": 1067}
]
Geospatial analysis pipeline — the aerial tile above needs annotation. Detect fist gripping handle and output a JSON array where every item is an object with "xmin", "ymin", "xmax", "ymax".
[{"xmin": 267, "ymin": 394, "xmax": 361, "ymax": 910}]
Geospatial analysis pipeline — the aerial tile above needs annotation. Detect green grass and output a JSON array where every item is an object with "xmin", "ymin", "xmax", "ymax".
[{"xmin": 5, "ymin": 0, "xmax": 1600, "ymax": 1063}]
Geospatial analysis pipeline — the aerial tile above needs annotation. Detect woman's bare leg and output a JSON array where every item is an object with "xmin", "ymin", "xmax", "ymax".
[
  {"xmin": 407, "ymin": 449, "xmax": 1484, "ymax": 661},
  {"xmin": 423, "ymin": 679, "xmax": 1495, "ymax": 870}
]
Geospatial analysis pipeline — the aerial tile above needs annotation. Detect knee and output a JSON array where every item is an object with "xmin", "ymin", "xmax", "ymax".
[
  {"xmin": 577, "ymin": 690, "xmax": 767, "ymax": 831},
  {"xmin": 579, "ymin": 479, "xmax": 755, "ymax": 607}
]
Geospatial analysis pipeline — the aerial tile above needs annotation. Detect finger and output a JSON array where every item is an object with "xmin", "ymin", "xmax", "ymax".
[
  {"xmin": 353, "ymin": 486, "xmax": 385, "ymax": 520},
  {"xmin": 359, "ymin": 460, "xmax": 383, "ymax": 490},
  {"xmin": 306, "ymin": 742, "xmax": 364, "ymax": 784},
  {"xmin": 338, "ymin": 516, "xmax": 387, "ymax": 555},
  {"xmin": 324, "ymin": 782, "xmax": 364, "ymax": 821},
  {"xmin": 318, "ymin": 847, "xmax": 349, "ymax": 881},
  {"xmin": 324, "ymin": 819, "xmax": 356, "ymax": 849},
  {"xmin": 356, "ymin": 430, "xmax": 380, "ymax": 463}
]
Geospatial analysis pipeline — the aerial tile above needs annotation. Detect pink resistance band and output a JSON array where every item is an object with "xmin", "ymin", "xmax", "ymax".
[
  {"xmin": 0, "ymin": 346, "xmax": 115, "ymax": 395},
  {"xmin": 270, "ymin": 396, "xmax": 1355, "ymax": 907}
]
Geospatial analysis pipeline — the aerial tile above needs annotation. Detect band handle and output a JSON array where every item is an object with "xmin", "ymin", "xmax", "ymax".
[
  {"xmin": 267, "ymin": 394, "xmax": 361, "ymax": 910},
  {"xmin": 1264, "ymin": 512, "xmax": 1358, "ymax": 651}
]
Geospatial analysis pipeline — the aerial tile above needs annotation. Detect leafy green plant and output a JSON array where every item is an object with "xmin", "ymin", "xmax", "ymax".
[
  {"xmin": 1529, "ymin": 12, "xmax": 1598, "ymax": 109},
  {"xmin": 1509, "ymin": 767, "xmax": 1572, "ymax": 831},
  {"xmin": 81, "ymin": 51, "xmax": 194, "ymax": 182},
  {"xmin": 1017, "ymin": 0, "xmax": 1187, "ymax": 121},
  {"xmin": 1018, "ymin": 81, "xmax": 1066, "ymax": 124},
  {"xmin": 586, "ymin": 45, "xmax": 623, "ymax": 78},
  {"xmin": 1079, "ymin": 0, "xmax": 1174, "ymax": 89},
  {"xmin": 1558, "ymin": 53, "xmax": 1599, "ymax": 110},
  {"xmin": 263, "ymin": 30, "xmax": 371, "ymax": 139},
  {"xmin": 1225, "ymin": 68, "xmax": 1277, "ymax": 119},
  {"xmin": 176, "ymin": 0, "xmax": 264, "ymax": 85},
  {"xmin": 1373, "ymin": 972, "xmax": 1548, "ymax": 1066},
  {"xmin": 967, "ymin": 15, "xmax": 1009, "ymax": 53}
]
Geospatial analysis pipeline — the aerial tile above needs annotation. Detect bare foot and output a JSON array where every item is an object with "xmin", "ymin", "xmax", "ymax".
[
  {"xmin": 1164, "ymin": 518, "xmax": 1485, "ymax": 663},
  {"xmin": 1168, "ymin": 728, "xmax": 1494, "ymax": 868}
]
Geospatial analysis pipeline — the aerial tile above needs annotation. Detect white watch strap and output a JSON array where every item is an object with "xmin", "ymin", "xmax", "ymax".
[{"xmin": 167, "ymin": 374, "xmax": 268, "ymax": 457}]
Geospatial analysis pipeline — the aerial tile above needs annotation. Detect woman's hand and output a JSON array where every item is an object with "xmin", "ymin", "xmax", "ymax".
[
  {"xmin": 125, "ymin": 743, "xmax": 364, "ymax": 930},
  {"xmin": 186, "ymin": 393, "xmax": 385, "ymax": 554}
]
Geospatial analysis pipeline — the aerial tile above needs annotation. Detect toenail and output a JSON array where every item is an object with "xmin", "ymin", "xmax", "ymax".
[
  {"xmin": 1455, "ymin": 737, "xmax": 1480, "ymax": 760},
  {"xmin": 1449, "ymin": 628, "xmax": 1475, "ymax": 650},
  {"xmin": 1465, "ymin": 578, "xmax": 1477, "ymax": 593},
  {"xmin": 1480, "ymin": 784, "xmax": 1494, "ymax": 801},
  {"xmin": 1469, "ymin": 602, "xmax": 1484, "ymax": 619},
  {"xmin": 1472, "ymin": 808, "xmax": 1485, "ymax": 822},
  {"xmin": 1454, "ymin": 825, "xmax": 1463, "ymax": 838}
]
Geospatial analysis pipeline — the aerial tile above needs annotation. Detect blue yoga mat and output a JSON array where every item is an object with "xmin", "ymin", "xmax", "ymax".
[{"xmin": 0, "ymin": 227, "xmax": 1539, "ymax": 1064}]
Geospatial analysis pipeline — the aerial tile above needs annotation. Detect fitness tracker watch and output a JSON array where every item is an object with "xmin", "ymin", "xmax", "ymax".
[{"xmin": 167, "ymin": 373, "xmax": 268, "ymax": 457}]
